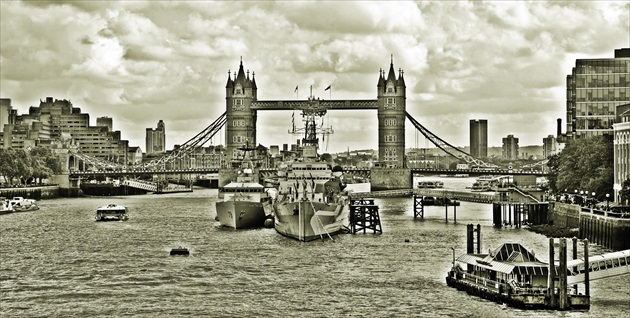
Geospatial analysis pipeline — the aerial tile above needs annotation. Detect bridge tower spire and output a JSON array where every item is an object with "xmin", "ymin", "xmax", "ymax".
[
  {"xmin": 376, "ymin": 56, "xmax": 406, "ymax": 168},
  {"xmin": 225, "ymin": 59, "xmax": 258, "ymax": 161}
]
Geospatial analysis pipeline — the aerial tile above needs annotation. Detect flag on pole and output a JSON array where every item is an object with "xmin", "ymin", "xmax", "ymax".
[
  {"xmin": 294, "ymin": 85, "xmax": 298, "ymax": 93},
  {"xmin": 324, "ymin": 85, "xmax": 331, "ymax": 91}
]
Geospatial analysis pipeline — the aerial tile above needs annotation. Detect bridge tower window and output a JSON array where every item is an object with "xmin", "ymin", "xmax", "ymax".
[
  {"xmin": 384, "ymin": 118, "xmax": 397, "ymax": 126},
  {"xmin": 385, "ymin": 98, "xmax": 396, "ymax": 110},
  {"xmin": 233, "ymin": 99, "xmax": 244, "ymax": 110}
]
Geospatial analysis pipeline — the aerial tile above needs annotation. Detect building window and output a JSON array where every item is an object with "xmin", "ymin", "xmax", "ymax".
[
  {"xmin": 233, "ymin": 135, "xmax": 246, "ymax": 143},
  {"xmin": 385, "ymin": 134, "xmax": 397, "ymax": 142},
  {"xmin": 387, "ymin": 85, "xmax": 394, "ymax": 93},
  {"xmin": 385, "ymin": 98, "xmax": 396, "ymax": 110},
  {"xmin": 233, "ymin": 99, "xmax": 244, "ymax": 111},
  {"xmin": 384, "ymin": 118, "xmax": 397, "ymax": 126},
  {"xmin": 233, "ymin": 119, "xmax": 246, "ymax": 127},
  {"xmin": 384, "ymin": 148, "xmax": 397, "ymax": 161}
]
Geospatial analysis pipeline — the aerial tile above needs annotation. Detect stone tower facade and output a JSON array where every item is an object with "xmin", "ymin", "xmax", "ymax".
[
  {"xmin": 377, "ymin": 59, "xmax": 406, "ymax": 168},
  {"xmin": 225, "ymin": 60, "xmax": 258, "ymax": 160}
]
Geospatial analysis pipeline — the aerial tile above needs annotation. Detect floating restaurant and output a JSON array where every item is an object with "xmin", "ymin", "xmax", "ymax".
[{"xmin": 446, "ymin": 224, "xmax": 630, "ymax": 310}]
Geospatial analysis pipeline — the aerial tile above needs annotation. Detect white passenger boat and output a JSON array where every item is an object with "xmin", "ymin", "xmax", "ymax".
[
  {"xmin": 95, "ymin": 203, "xmax": 129, "ymax": 221},
  {"xmin": 7, "ymin": 197, "xmax": 39, "ymax": 212}
]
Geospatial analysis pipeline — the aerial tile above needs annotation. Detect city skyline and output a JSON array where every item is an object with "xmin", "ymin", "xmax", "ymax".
[{"xmin": 1, "ymin": 1, "xmax": 629, "ymax": 153}]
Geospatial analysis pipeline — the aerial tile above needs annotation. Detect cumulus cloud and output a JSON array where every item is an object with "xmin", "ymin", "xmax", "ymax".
[{"xmin": 1, "ymin": 0, "xmax": 628, "ymax": 153}]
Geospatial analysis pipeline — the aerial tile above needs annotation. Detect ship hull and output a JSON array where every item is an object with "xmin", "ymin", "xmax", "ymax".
[
  {"xmin": 216, "ymin": 201, "xmax": 269, "ymax": 229},
  {"xmin": 274, "ymin": 200, "xmax": 348, "ymax": 241}
]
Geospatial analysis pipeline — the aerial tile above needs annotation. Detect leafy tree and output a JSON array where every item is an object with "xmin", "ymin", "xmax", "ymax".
[
  {"xmin": 0, "ymin": 147, "xmax": 63, "ymax": 186},
  {"xmin": 320, "ymin": 153, "xmax": 334, "ymax": 164},
  {"xmin": 29, "ymin": 146, "xmax": 63, "ymax": 184},
  {"xmin": 546, "ymin": 154, "xmax": 560, "ymax": 193},
  {"xmin": 0, "ymin": 148, "xmax": 19, "ymax": 185},
  {"xmin": 618, "ymin": 178, "xmax": 630, "ymax": 205},
  {"xmin": 552, "ymin": 135, "xmax": 614, "ymax": 201}
]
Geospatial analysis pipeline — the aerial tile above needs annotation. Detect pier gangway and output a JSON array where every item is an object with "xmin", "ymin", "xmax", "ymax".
[
  {"xmin": 122, "ymin": 179, "xmax": 158, "ymax": 192},
  {"xmin": 566, "ymin": 249, "xmax": 630, "ymax": 284}
]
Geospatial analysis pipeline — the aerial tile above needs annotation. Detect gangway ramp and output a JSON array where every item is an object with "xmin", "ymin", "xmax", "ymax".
[
  {"xmin": 122, "ymin": 179, "xmax": 158, "ymax": 192},
  {"xmin": 566, "ymin": 249, "xmax": 630, "ymax": 284}
]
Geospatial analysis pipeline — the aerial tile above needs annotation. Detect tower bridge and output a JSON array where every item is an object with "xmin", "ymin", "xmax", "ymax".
[{"xmin": 64, "ymin": 57, "xmax": 547, "ymax": 190}]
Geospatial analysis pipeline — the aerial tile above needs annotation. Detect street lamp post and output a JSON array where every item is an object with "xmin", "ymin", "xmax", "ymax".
[{"xmin": 606, "ymin": 193, "xmax": 610, "ymax": 210}]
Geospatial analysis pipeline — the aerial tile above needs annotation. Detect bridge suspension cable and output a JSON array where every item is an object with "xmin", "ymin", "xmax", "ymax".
[
  {"xmin": 405, "ymin": 112, "xmax": 494, "ymax": 168},
  {"xmin": 140, "ymin": 112, "xmax": 227, "ymax": 168}
]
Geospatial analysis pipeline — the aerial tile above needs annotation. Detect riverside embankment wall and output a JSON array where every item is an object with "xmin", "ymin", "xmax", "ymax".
[
  {"xmin": 0, "ymin": 186, "xmax": 60, "ymax": 200},
  {"xmin": 550, "ymin": 202, "xmax": 630, "ymax": 250}
]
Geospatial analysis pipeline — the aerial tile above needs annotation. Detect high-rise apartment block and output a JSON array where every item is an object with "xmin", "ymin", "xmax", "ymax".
[
  {"xmin": 502, "ymin": 134, "xmax": 519, "ymax": 160},
  {"xmin": 0, "ymin": 97, "xmax": 129, "ymax": 163},
  {"xmin": 0, "ymin": 98, "xmax": 16, "ymax": 134},
  {"xmin": 566, "ymin": 48, "xmax": 630, "ymax": 139},
  {"xmin": 469, "ymin": 119, "xmax": 488, "ymax": 158},
  {"xmin": 145, "ymin": 120, "xmax": 166, "ymax": 155},
  {"xmin": 543, "ymin": 135, "xmax": 563, "ymax": 158},
  {"xmin": 96, "ymin": 116, "xmax": 113, "ymax": 132}
]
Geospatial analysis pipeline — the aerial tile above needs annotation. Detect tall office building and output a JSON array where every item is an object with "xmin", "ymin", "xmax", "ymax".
[
  {"xmin": 502, "ymin": 134, "xmax": 519, "ymax": 160},
  {"xmin": 566, "ymin": 48, "xmax": 630, "ymax": 139},
  {"xmin": 145, "ymin": 120, "xmax": 166, "ymax": 155},
  {"xmin": 469, "ymin": 119, "xmax": 488, "ymax": 158}
]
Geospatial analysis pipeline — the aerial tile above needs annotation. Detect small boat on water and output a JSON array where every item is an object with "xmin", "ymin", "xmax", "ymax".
[
  {"xmin": 4, "ymin": 197, "xmax": 39, "ymax": 213},
  {"xmin": 0, "ymin": 197, "xmax": 12, "ymax": 215},
  {"xmin": 170, "ymin": 246, "xmax": 190, "ymax": 256},
  {"xmin": 417, "ymin": 181, "xmax": 444, "ymax": 188},
  {"xmin": 470, "ymin": 181, "xmax": 492, "ymax": 192},
  {"xmin": 95, "ymin": 203, "xmax": 129, "ymax": 221}
]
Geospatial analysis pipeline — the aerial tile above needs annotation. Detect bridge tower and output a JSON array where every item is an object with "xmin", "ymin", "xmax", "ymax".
[
  {"xmin": 377, "ymin": 57, "xmax": 406, "ymax": 168},
  {"xmin": 225, "ymin": 59, "xmax": 258, "ymax": 160}
]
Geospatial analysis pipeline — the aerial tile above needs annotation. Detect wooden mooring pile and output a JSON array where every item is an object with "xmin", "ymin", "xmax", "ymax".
[
  {"xmin": 413, "ymin": 194, "xmax": 460, "ymax": 223},
  {"xmin": 492, "ymin": 202, "xmax": 549, "ymax": 227},
  {"xmin": 349, "ymin": 198, "xmax": 382, "ymax": 234}
]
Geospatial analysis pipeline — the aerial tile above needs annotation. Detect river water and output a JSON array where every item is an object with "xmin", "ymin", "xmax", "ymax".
[{"xmin": 1, "ymin": 176, "xmax": 628, "ymax": 317}]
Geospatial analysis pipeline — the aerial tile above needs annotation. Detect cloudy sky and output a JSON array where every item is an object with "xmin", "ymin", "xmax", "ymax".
[{"xmin": 1, "ymin": 1, "xmax": 629, "ymax": 154}]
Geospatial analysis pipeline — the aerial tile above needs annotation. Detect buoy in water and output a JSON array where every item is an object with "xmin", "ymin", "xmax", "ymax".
[
  {"xmin": 264, "ymin": 218, "xmax": 274, "ymax": 228},
  {"xmin": 404, "ymin": 239, "xmax": 410, "ymax": 243}
]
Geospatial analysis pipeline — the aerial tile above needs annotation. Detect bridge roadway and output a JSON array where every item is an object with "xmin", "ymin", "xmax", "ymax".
[
  {"xmin": 411, "ymin": 168, "xmax": 548, "ymax": 176},
  {"xmin": 69, "ymin": 167, "xmax": 546, "ymax": 178}
]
